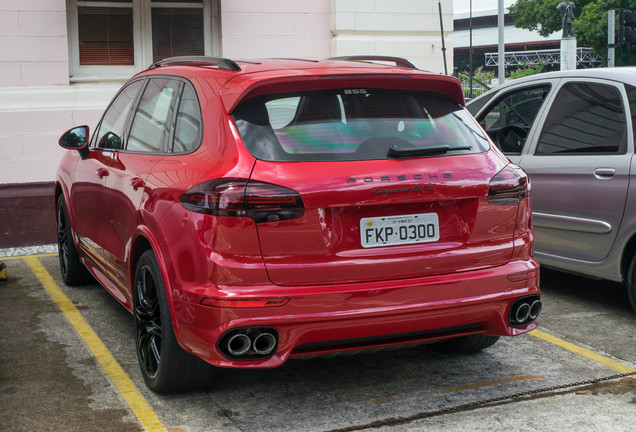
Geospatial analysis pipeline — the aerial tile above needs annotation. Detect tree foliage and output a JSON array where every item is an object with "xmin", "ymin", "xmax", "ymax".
[
  {"xmin": 509, "ymin": 0, "xmax": 571, "ymax": 37},
  {"xmin": 509, "ymin": 0, "xmax": 636, "ymax": 65}
]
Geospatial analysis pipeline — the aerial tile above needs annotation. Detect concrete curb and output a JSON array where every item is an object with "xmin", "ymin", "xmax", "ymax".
[{"xmin": 0, "ymin": 244, "xmax": 58, "ymax": 258}]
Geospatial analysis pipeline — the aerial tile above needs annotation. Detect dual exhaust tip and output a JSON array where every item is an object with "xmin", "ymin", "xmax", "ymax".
[
  {"xmin": 509, "ymin": 295, "xmax": 542, "ymax": 327},
  {"xmin": 219, "ymin": 327, "xmax": 278, "ymax": 359}
]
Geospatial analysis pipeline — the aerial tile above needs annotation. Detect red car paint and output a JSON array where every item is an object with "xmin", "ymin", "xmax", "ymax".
[{"xmin": 56, "ymin": 58, "xmax": 539, "ymax": 371}]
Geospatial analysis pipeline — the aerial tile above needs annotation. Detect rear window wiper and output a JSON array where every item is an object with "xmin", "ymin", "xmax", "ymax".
[{"xmin": 388, "ymin": 144, "xmax": 471, "ymax": 158}]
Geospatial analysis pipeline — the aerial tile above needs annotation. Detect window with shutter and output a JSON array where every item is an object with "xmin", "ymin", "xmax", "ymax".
[
  {"xmin": 67, "ymin": 0, "xmax": 217, "ymax": 80},
  {"xmin": 151, "ymin": 8, "xmax": 204, "ymax": 62}
]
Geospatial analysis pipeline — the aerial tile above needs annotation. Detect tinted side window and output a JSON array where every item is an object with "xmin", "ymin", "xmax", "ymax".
[
  {"xmin": 173, "ymin": 84, "xmax": 202, "ymax": 153},
  {"xmin": 95, "ymin": 79, "xmax": 144, "ymax": 150},
  {"xmin": 536, "ymin": 82, "xmax": 626, "ymax": 155},
  {"xmin": 127, "ymin": 78, "xmax": 180, "ymax": 153},
  {"xmin": 479, "ymin": 85, "xmax": 550, "ymax": 131}
]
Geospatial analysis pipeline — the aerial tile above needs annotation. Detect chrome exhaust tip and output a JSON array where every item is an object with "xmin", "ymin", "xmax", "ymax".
[
  {"xmin": 227, "ymin": 333, "xmax": 251, "ymax": 356},
  {"xmin": 509, "ymin": 295, "xmax": 541, "ymax": 327},
  {"xmin": 218, "ymin": 327, "xmax": 279, "ymax": 360},
  {"xmin": 529, "ymin": 300, "xmax": 542, "ymax": 320},
  {"xmin": 515, "ymin": 303, "xmax": 531, "ymax": 323},
  {"xmin": 253, "ymin": 332, "xmax": 277, "ymax": 355}
]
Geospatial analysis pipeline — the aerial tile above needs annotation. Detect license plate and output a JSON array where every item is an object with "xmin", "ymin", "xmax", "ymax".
[{"xmin": 360, "ymin": 213, "xmax": 440, "ymax": 248}]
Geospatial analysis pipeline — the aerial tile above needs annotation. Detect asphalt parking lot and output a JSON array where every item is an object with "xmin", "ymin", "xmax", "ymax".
[{"xmin": 1, "ymin": 252, "xmax": 635, "ymax": 432}]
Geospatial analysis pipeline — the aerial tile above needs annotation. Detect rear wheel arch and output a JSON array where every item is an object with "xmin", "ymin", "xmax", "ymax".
[
  {"xmin": 621, "ymin": 233, "xmax": 636, "ymax": 312},
  {"xmin": 620, "ymin": 232, "xmax": 636, "ymax": 282},
  {"xmin": 130, "ymin": 231, "xmax": 190, "ymax": 351}
]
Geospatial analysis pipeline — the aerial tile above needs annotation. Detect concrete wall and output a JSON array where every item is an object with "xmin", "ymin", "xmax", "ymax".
[
  {"xmin": 0, "ymin": 0, "xmax": 69, "ymax": 87},
  {"xmin": 0, "ymin": 0, "xmax": 452, "ymax": 187},
  {"xmin": 0, "ymin": 1, "xmax": 117, "ymax": 186},
  {"xmin": 221, "ymin": 0, "xmax": 331, "ymax": 58},
  {"xmin": 331, "ymin": 0, "xmax": 453, "ymax": 72}
]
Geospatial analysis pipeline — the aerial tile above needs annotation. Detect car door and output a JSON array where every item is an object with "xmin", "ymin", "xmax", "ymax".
[
  {"xmin": 101, "ymin": 77, "xmax": 181, "ymax": 298},
  {"xmin": 519, "ymin": 79, "xmax": 633, "ymax": 262},
  {"xmin": 70, "ymin": 79, "xmax": 145, "ymax": 267}
]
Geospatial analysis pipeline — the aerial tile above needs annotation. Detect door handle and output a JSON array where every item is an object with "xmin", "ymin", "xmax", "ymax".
[
  {"xmin": 594, "ymin": 168, "xmax": 616, "ymax": 179},
  {"xmin": 97, "ymin": 168, "xmax": 109, "ymax": 178},
  {"xmin": 131, "ymin": 177, "xmax": 145, "ymax": 190}
]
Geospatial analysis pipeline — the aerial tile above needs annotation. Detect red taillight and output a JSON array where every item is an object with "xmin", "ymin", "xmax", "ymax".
[
  {"xmin": 488, "ymin": 165, "xmax": 530, "ymax": 206},
  {"xmin": 180, "ymin": 179, "xmax": 305, "ymax": 223}
]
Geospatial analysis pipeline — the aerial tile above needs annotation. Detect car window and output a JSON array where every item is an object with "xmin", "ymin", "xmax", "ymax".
[
  {"xmin": 233, "ymin": 89, "xmax": 490, "ymax": 162},
  {"xmin": 536, "ymin": 82, "xmax": 626, "ymax": 155},
  {"xmin": 94, "ymin": 79, "xmax": 144, "ymax": 150},
  {"xmin": 127, "ymin": 78, "xmax": 181, "ymax": 153},
  {"xmin": 466, "ymin": 89, "xmax": 499, "ymax": 116},
  {"xmin": 172, "ymin": 83, "xmax": 203, "ymax": 153},
  {"xmin": 476, "ymin": 85, "xmax": 550, "ymax": 154}
]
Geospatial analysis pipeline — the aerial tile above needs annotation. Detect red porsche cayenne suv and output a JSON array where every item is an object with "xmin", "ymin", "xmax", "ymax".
[{"xmin": 56, "ymin": 56, "xmax": 540, "ymax": 393}]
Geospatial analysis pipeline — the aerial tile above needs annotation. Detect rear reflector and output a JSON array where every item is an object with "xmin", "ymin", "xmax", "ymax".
[
  {"xmin": 507, "ymin": 268, "xmax": 539, "ymax": 282},
  {"xmin": 488, "ymin": 165, "xmax": 530, "ymax": 206},
  {"xmin": 201, "ymin": 298, "xmax": 290, "ymax": 308},
  {"xmin": 180, "ymin": 178, "xmax": 305, "ymax": 223}
]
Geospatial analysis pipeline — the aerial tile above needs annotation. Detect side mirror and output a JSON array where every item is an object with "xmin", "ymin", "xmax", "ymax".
[
  {"xmin": 99, "ymin": 132, "xmax": 122, "ymax": 150},
  {"xmin": 59, "ymin": 126, "xmax": 89, "ymax": 150}
]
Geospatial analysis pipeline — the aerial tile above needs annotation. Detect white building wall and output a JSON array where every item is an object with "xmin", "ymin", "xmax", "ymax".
[
  {"xmin": 221, "ymin": 0, "xmax": 331, "ymax": 58},
  {"xmin": 0, "ymin": 0, "xmax": 452, "ymax": 186},
  {"xmin": 331, "ymin": 0, "xmax": 453, "ymax": 73},
  {"xmin": 0, "ymin": 0, "xmax": 113, "ymax": 185}
]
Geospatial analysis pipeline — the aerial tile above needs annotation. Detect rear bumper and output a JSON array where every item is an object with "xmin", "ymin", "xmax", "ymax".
[{"xmin": 173, "ymin": 258, "xmax": 540, "ymax": 368}]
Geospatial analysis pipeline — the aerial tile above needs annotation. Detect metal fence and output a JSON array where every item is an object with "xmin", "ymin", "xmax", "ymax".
[{"xmin": 456, "ymin": 73, "xmax": 491, "ymax": 101}]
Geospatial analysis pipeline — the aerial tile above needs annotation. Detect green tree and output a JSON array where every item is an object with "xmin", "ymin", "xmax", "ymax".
[
  {"xmin": 508, "ymin": 0, "xmax": 575, "ymax": 37},
  {"xmin": 509, "ymin": 0, "xmax": 636, "ymax": 65}
]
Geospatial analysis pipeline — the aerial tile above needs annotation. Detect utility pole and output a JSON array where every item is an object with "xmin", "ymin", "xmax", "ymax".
[
  {"xmin": 438, "ymin": 1, "xmax": 448, "ymax": 74},
  {"xmin": 609, "ymin": 10, "xmax": 615, "ymax": 67},
  {"xmin": 469, "ymin": 0, "xmax": 473, "ymax": 99},
  {"xmin": 498, "ymin": 0, "xmax": 505, "ymax": 84}
]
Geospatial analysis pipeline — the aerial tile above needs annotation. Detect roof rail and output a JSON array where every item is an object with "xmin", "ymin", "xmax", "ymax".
[
  {"xmin": 328, "ymin": 55, "xmax": 417, "ymax": 69},
  {"xmin": 150, "ymin": 56, "xmax": 243, "ymax": 71},
  {"xmin": 270, "ymin": 58, "xmax": 319, "ymax": 63}
]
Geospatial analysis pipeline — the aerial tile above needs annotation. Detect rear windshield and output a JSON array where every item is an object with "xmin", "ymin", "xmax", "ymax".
[{"xmin": 232, "ymin": 89, "xmax": 489, "ymax": 162}]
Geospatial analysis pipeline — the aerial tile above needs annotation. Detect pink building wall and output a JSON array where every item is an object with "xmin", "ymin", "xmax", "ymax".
[
  {"xmin": 221, "ymin": 0, "xmax": 331, "ymax": 58},
  {"xmin": 0, "ymin": 0, "xmax": 69, "ymax": 87},
  {"xmin": 0, "ymin": 0, "xmax": 451, "ymax": 186}
]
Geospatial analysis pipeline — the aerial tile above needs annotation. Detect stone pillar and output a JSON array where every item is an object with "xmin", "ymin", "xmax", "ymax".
[{"xmin": 560, "ymin": 37, "xmax": 577, "ymax": 71}]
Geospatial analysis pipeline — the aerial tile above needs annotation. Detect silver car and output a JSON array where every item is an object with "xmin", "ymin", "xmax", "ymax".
[{"xmin": 467, "ymin": 68, "xmax": 636, "ymax": 312}]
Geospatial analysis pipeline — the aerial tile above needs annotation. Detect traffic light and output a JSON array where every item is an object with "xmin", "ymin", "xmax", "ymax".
[{"xmin": 619, "ymin": 8, "xmax": 636, "ymax": 46}]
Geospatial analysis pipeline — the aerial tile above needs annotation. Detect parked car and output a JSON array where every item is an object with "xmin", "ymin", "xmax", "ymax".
[
  {"xmin": 56, "ymin": 56, "xmax": 540, "ymax": 393},
  {"xmin": 467, "ymin": 68, "xmax": 636, "ymax": 313}
]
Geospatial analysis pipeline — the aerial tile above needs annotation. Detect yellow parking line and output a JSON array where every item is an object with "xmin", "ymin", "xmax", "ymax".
[
  {"xmin": 1, "ymin": 252, "xmax": 57, "ymax": 260},
  {"xmin": 530, "ymin": 329, "xmax": 636, "ymax": 378},
  {"xmin": 440, "ymin": 375, "xmax": 544, "ymax": 393},
  {"xmin": 24, "ymin": 256, "xmax": 166, "ymax": 432}
]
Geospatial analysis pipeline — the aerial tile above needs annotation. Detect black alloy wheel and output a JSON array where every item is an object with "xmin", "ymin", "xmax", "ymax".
[
  {"xmin": 56, "ymin": 198, "xmax": 91, "ymax": 285},
  {"xmin": 135, "ymin": 262, "xmax": 162, "ymax": 379},
  {"xmin": 57, "ymin": 201, "xmax": 70, "ymax": 278},
  {"xmin": 133, "ymin": 250, "xmax": 215, "ymax": 393}
]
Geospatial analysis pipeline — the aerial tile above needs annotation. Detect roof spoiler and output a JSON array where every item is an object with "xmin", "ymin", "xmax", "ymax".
[{"xmin": 328, "ymin": 56, "xmax": 417, "ymax": 69}]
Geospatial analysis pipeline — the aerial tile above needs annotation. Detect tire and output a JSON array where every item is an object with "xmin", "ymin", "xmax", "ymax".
[
  {"xmin": 626, "ymin": 256, "xmax": 636, "ymax": 313},
  {"xmin": 56, "ymin": 198, "xmax": 92, "ymax": 286},
  {"xmin": 134, "ymin": 250, "xmax": 215, "ymax": 393},
  {"xmin": 431, "ymin": 334, "xmax": 500, "ymax": 355}
]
